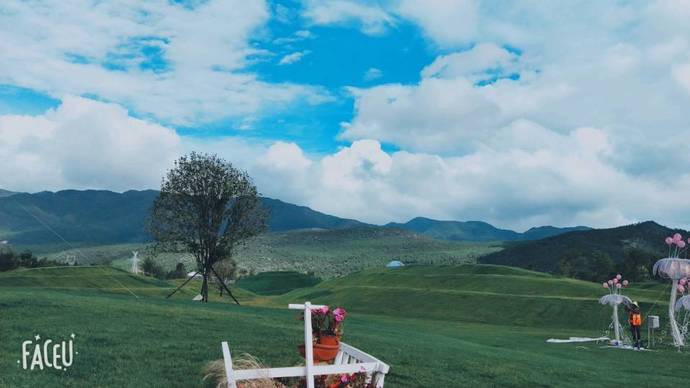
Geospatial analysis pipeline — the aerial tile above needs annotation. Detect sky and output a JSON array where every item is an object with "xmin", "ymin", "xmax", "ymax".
[{"xmin": 1, "ymin": 0, "xmax": 690, "ymax": 230}]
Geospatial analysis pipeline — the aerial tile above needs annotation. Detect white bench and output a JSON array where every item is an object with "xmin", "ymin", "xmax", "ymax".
[{"xmin": 221, "ymin": 302, "xmax": 390, "ymax": 388}]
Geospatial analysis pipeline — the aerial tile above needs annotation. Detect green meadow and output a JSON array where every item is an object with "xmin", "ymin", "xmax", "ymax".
[{"xmin": 1, "ymin": 265, "xmax": 688, "ymax": 387}]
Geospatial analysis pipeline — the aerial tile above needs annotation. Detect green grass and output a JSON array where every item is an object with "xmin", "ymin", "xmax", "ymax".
[
  {"xmin": 29, "ymin": 228, "xmax": 501, "ymax": 278},
  {"xmin": 236, "ymin": 271, "xmax": 321, "ymax": 295},
  {"xmin": 1, "ymin": 264, "xmax": 687, "ymax": 387}
]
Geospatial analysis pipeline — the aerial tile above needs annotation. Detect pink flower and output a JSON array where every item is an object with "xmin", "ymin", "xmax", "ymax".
[
  {"xmin": 674, "ymin": 233, "xmax": 683, "ymax": 242},
  {"xmin": 612, "ymin": 278, "xmax": 618, "ymax": 284},
  {"xmin": 340, "ymin": 374, "xmax": 349, "ymax": 383},
  {"xmin": 681, "ymin": 278, "xmax": 688, "ymax": 286},
  {"xmin": 678, "ymin": 241, "xmax": 686, "ymax": 249},
  {"xmin": 603, "ymin": 282, "xmax": 609, "ymax": 288},
  {"xmin": 622, "ymin": 280, "xmax": 629, "ymax": 286},
  {"xmin": 616, "ymin": 283, "xmax": 622, "ymax": 289},
  {"xmin": 666, "ymin": 237, "xmax": 674, "ymax": 245},
  {"xmin": 320, "ymin": 306, "xmax": 329, "ymax": 314},
  {"xmin": 616, "ymin": 274, "xmax": 622, "ymax": 280}
]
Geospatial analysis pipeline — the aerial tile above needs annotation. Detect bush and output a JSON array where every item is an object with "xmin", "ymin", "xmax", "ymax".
[
  {"xmin": 166, "ymin": 262, "xmax": 187, "ymax": 279},
  {"xmin": 141, "ymin": 256, "xmax": 165, "ymax": 279}
]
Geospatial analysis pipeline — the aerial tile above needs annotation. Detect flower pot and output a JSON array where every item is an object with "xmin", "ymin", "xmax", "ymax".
[
  {"xmin": 318, "ymin": 335, "xmax": 339, "ymax": 346},
  {"xmin": 298, "ymin": 341, "xmax": 340, "ymax": 363}
]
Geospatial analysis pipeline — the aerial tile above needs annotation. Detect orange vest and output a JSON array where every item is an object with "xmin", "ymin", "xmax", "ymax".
[{"xmin": 629, "ymin": 312, "xmax": 642, "ymax": 326}]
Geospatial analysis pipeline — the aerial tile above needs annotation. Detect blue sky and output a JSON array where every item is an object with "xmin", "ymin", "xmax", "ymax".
[{"xmin": 2, "ymin": 0, "xmax": 690, "ymax": 230}]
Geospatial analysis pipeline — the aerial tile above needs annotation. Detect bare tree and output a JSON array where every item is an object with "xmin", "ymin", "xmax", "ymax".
[{"xmin": 149, "ymin": 152, "xmax": 267, "ymax": 303}]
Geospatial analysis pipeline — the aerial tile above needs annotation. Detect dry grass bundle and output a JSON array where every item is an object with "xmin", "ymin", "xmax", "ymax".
[{"xmin": 202, "ymin": 353, "xmax": 283, "ymax": 388}]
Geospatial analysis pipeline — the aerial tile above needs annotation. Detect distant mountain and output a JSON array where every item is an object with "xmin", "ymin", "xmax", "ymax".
[
  {"xmin": 0, "ymin": 189, "xmax": 368, "ymax": 246},
  {"xmin": 387, "ymin": 217, "xmax": 590, "ymax": 241},
  {"xmin": 261, "ymin": 198, "xmax": 368, "ymax": 231},
  {"xmin": 480, "ymin": 221, "xmax": 686, "ymax": 281},
  {"xmin": 0, "ymin": 189, "xmax": 17, "ymax": 198}
]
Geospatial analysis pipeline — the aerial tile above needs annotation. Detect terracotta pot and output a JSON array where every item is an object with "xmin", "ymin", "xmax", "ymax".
[
  {"xmin": 298, "ymin": 341, "xmax": 340, "ymax": 363},
  {"xmin": 318, "ymin": 335, "xmax": 339, "ymax": 346}
]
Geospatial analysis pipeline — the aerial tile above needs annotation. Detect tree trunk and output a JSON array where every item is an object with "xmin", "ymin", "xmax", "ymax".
[{"xmin": 201, "ymin": 272, "xmax": 209, "ymax": 302}]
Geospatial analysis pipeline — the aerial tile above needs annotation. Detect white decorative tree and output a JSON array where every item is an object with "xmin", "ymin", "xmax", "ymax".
[
  {"xmin": 131, "ymin": 251, "xmax": 139, "ymax": 274},
  {"xmin": 599, "ymin": 274, "xmax": 631, "ymax": 345},
  {"xmin": 653, "ymin": 233, "xmax": 690, "ymax": 347}
]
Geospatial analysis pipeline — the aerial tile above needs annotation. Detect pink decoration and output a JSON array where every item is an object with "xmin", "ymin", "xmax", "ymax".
[
  {"xmin": 607, "ymin": 280, "xmax": 613, "ymax": 286},
  {"xmin": 681, "ymin": 278, "xmax": 688, "ymax": 286},
  {"xmin": 613, "ymin": 278, "xmax": 619, "ymax": 284},
  {"xmin": 674, "ymin": 233, "xmax": 682, "ymax": 241},
  {"xmin": 603, "ymin": 282, "xmax": 609, "ymax": 288},
  {"xmin": 679, "ymin": 241, "xmax": 686, "ymax": 249},
  {"xmin": 622, "ymin": 280, "xmax": 629, "ymax": 286},
  {"xmin": 666, "ymin": 237, "xmax": 674, "ymax": 245},
  {"xmin": 678, "ymin": 285, "xmax": 686, "ymax": 294},
  {"xmin": 616, "ymin": 274, "xmax": 622, "ymax": 280},
  {"xmin": 616, "ymin": 283, "xmax": 622, "ymax": 289}
]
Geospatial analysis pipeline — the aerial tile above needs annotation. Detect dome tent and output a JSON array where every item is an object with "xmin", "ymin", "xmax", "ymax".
[{"xmin": 386, "ymin": 260, "xmax": 405, "ymax": 268}]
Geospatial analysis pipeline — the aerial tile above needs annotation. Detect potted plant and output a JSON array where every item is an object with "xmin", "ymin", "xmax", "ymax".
[{"xmin": 299, "ymin": 306, "xmax": 347, "ymax": 362}]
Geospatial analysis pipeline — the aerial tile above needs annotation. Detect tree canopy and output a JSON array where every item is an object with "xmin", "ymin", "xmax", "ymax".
[{"xmin": 148, "ymin": 152, "xmax": 267, "ymax": 302}]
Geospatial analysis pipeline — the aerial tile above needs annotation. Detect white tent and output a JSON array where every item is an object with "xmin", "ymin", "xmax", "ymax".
[{"xmin": 386, "ymin": 260, "xmax": 405, "ymax": 268}]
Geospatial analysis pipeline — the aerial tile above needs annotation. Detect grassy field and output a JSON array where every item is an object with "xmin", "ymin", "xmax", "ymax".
[
  {"xmin": 28, "ymin": 228, "xmax": 500, "ymax": 278},
  {"xmin": 1, "ymin": 265, "xmax": 688, "ymax": 387},
  {"xmin": 236, "ymin": 271, "xmax": 321, "ymax": 295}
]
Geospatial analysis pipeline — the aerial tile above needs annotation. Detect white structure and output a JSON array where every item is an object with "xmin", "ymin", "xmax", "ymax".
[
  {"xmin": 187, "ymin": 271, "xmax": 203, "ymax": 279},
  {"xmin": 599, "ymin": 294, "xmax": 631, "ymax": 345},
  {"xmin": 131, "ymin": 251, "xmax": 139, "ymax": 274},
  {"xmin": 386, "ymin": 260, "xmax": 404, "ymax": 268},
  {"xmin": 221, "ymin": 302, "xmax": 389, "ymax": 388}
]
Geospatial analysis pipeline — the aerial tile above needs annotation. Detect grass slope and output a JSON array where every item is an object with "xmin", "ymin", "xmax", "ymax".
[
  {"xmin": 269, "ymin": 265, "xmax": 668, "ymax": 330},
  {"xmin": 40, "ymin": 228, "xmax": 500, "ymax": 278},
  {"xmin": 1, "ymin": 265, "xmax": 686, "ymax": 387},
  {"xmin": 236, "ymin": 271, "xmax": 320, "ymax": 295}
]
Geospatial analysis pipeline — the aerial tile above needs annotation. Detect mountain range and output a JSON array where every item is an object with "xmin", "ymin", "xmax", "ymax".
[
  {"xmin": 387, "ymin": 217, "xmax": 590, "ymax": 241},
  {"xmin": 0, "ymin": 189, "xmax": 589, "ymax": 247}
]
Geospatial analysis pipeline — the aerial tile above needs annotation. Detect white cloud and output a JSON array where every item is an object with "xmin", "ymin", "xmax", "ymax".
[
  {"xmin": 0, "ymin": 96, "xmax": 180, "ymax": 192},
  {"xmin": 241, "ymin": 137, "xmax": 690, "ymax": 230},
  {"xmin": 363, "ymin": 68, "xmax": 383, "ymax": 81},
  {"xmin": 278, "ymin": 51, "xmax": 310, "ymax": 65},
  {"xmin": 0, "ymin": 0, "xmax": 328, "ymax": 125},
  {"xmin": 302, "ymin": 0, "xmax": 395, "ymax": 35},
  {"xmin": 396, "ymin": 0, "xmax": 477, "ymax": 47}
]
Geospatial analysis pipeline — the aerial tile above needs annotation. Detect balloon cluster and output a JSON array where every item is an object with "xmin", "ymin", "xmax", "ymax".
[
  {"xmin": 665, "ymin": 233, "xmax": 689, "ymax": 258},
  {"xmin": 602, "ymin": 274, "xmax": 629, "ymax": 293}
]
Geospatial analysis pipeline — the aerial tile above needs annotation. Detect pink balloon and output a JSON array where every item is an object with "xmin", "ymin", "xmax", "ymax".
[
  {"xmin": 678, "ymin": 285, "xmax": 686, "ymax": 294},
  {"xmin": 613, "ymin": 278, "xmax": 619, "ymax": 284},
  {"xmin": 674, "ymin": 233, "xmax": 682, "ymax": 242},
  {"xmin": 681, "ymin": 278, "xmax": 688, "ymax": 286},
  {"xmin": 666, "ymin": 237, "xmax": 674, "ymax": 245},
  {"xmin": 622, "ymin": 280, "xmax": 629, "ymax": 286},
  {"xmin": 603, "ymin": 282, "xmax": 609, "ymax": 288},
  {"xmin": 616, "ymin": 274, "xmax": 622, "ymax": 280},
  {"xmin": 616, "ymin": 283, "xmax": 622, "ymax": 289},
  {"xmin": 679, "ymin": 241, "xmax": 687, "ymax": 249},
  {"xmin": 608, "ymin": 280, "xmax": 613, "ymax": 286}
]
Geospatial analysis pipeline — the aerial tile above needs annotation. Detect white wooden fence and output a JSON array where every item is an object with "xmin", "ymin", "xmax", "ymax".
[{"xmin": 221, "ymin": 302, "xmax": 390, "ymax": 388}]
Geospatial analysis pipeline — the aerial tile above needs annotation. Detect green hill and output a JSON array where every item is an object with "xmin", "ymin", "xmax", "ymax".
[
  {"xmin": 1, "ymin": 264, "xmax": 686, "ymax": 387},
  {"xmin": 480, "ymin": 221, "xmax": 687, "ymax": 281},
  {"xmin": 235, "ymin": 271, "xmax": 320, "ymax": 295},
  {"xmin": 269, "ymin": 264, "xmax": 666, "ymax": 330},
  {"xmin": 387, "ymin": 217, "xmax": 589, "ymax": 241}
]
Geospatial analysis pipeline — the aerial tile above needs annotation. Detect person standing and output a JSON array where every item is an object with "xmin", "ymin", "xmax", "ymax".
[{"xmin": 628, "ymin": 301, "xmax": 643, "ymax": 350}]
